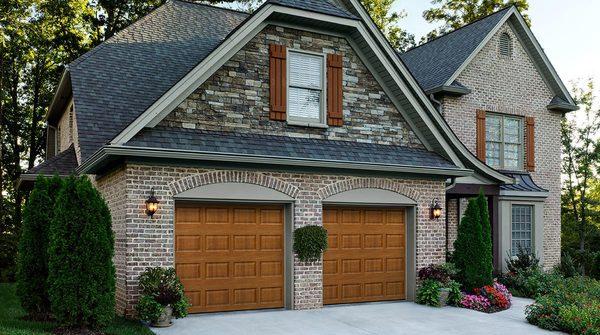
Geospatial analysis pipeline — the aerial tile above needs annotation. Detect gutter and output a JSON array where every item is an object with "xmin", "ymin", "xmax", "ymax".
[{"xmin": 77, "ymin": 145, "xmax": 474, "ymax": 178}]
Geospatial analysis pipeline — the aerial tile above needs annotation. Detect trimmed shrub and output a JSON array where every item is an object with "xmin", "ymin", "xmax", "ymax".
[
  {"xmin": 453, "ymin": 192, "xmax": 493, "ymax": 291},
  {"xmin": 48, "ymin": 175, "xmax": 115, "ymax": 329},
  {"xmin": 416, "ymin": 279, "xmax": 441, "ymax": 307},
  {"xmin": 293, "ymin": 225, "xmax": 328, "ymax": 262},
  {"xmin": 16, "ymin": 175, "xmax": 62, "ymax": 318}
]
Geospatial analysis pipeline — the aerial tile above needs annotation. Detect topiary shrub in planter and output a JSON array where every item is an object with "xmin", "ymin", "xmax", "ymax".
[
  {"xmin": 293, "ymin": 225, "xmax": 328, "ymax": 262},
  {"xmin": 16, "ymin": 175, "xmax": 62, "ymax": 320},
  {"xmin": 48, "ymin": 175, "xmax": 115, "ymax": 330},
  {"xmin": 453, "ymin": 192, "xmax": 493, "ymax": 291},
  {"xmin": 136, "ymin": 267, "xmax": 189, "ymax": 327}
]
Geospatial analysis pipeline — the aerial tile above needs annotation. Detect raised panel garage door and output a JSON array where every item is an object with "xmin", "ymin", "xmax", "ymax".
[
  {"xmin": 323, "ymin": 207, "xmax": 406, "ymax": 305},
  {"xmin": 175, "ymin": 204, "xmax": 285, "ymax": 313}
]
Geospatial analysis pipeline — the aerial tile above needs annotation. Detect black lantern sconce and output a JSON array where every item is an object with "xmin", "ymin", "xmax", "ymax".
[
  {"xmin": 431, "ymin": 198, "xmax": 442, "ymax": 220},
  {"xmin": 145, "ymin": 188, "xmax": 159, "ymax": 218}
]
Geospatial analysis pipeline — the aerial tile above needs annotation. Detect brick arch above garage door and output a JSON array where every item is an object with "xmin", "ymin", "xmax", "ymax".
[
  {"xmin": 317, "ymin": 177, "xmax": 421, "ymax": 202},
  {"xmin": 169, "ymin": 170, "xmax": 300, "ymax": 198}
]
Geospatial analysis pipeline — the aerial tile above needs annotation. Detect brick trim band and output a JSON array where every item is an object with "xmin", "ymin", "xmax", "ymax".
[
  {"xmin": 317, "ymin": 177, "xmax": 420, "ymax": 202},
  {"xmin": 168, "ymin": 170, "xmax": 300, "ymax": 198}
]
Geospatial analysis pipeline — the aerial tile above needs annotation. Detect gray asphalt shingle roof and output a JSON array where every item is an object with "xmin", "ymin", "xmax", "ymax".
[
  {"xmin": 69, "ymin": 0, "xmax": 249, "ymax": 161},
  {"xmin": 127, "ymin": 127, "xmax": 458, "ymax": 169},
  {"xmin": 266, "ymin": 0, "xmax": 357, "ymax": 19},
  {"xmin": 24, "ymin": 145, "xmax": 78, "ymax": 176},
  {"xmin": 399, "ymin": 8, "xmax": 510, "ymax": 92}
]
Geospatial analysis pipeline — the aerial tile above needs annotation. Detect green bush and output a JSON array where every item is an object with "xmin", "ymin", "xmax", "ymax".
[
  {"xmin": 16, "ymin": 175, "xmax": 62, "ymax": 318},
  {"xmin": 453, "ymin": 192, "xmax": 493, "ymax": 291},
  {"xmin": 136, "ymin": 295, "xmax": 164, "ymax": 324},
  {"xmin": 556, "ymin": 251, "xmax": 580, "ymax": 278},
  {"xmin": 136, "ymin": 267, "xmax": 189, "ymax": 323},
  {"xmin": 526, "ymin": 276, "xmax": 600, "ymax": 334},
  {"xmin": 416, "ymin": 279, "xmax": 441, "ymax": 307},
  {"xmin": 446, "ymin": 280, "xmax": 462, "ymax": 306},
  {"xmin": 293, "ymin": 225, "xmax": 328, "ymax": 262},
  {"xmin": 499, "ymin": 268, "xmax": 563, "ymax": 298},
  {"xmin": 47, "ymin": 175, "xmax": 115, "ymax": 329},
  {"xmin": 506, "ymin": 245, "xmax": 539, "ymax": 273}
]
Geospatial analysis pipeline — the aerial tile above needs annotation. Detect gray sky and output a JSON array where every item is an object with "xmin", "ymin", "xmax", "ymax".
[{"xmin": 394, "ymin": 0, "xmax": 600, "ymax": 93}]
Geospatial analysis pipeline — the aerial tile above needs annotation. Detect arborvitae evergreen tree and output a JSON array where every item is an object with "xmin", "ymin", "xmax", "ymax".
[
  {"xmin": 476, "ymin": 191, "xmax": 494, "ymax": 286},
  {"xmin": 16, "ymin": 175, "xmax": 62, "ymax": 318},
  {"xmin": 453, "ymin": 191, "xmax": 493, "ymax": 290},
  {"xmin": 48, "ymin": 176, "xmax": 115, "ymax": 328}
]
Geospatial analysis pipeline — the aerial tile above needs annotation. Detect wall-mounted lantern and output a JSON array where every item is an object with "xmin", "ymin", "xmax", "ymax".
[
  {"xmin": 145, "ymin": 188, "xmax": 159, "ymax": 218},
  {"xmin": 431, "ymin": 198, "xmax": 442, "ymax": 220}
]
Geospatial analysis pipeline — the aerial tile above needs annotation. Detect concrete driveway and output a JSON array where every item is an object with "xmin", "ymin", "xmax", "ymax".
[{"xmin": 152, "ymin": 297, "xmax": 560, "ymax": 335}]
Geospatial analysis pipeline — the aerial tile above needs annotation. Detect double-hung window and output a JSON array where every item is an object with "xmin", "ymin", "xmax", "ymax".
[
  {"xmin": 511, "ymin": 205, "xmax": 533, "ymax": 256},
  {"xmin": 287, "ymin": 51, "xmax": 325, "ymax": 124},
  {"xmin": 486, "ymin": 114, "xmax": 523, "ymax": 170}
]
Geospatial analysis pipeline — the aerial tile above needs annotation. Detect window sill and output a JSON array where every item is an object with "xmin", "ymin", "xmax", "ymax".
[{"xmin": 287, "ymin": 120, "xmax": 329, "ymax": 129}]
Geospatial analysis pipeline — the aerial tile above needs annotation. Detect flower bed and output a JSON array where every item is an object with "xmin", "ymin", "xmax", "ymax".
[{"xmin": 460, "ymin": 281, "xmax": 512, "ymax": 313}]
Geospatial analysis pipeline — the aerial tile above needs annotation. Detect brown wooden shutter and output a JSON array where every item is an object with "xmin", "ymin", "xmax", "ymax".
[
  {"xmin": 526, "ymin": 116, "xmax": 535, "ymax": 171},
  {"xmin": 476, "ymin": 110, "xmax": 486, "ymax": 162},
  {"xmin": 327, "ymin": 53, "xmax": 343, "ymax": 126},
  {"xmin": 269, "ymin": 44, "xmax": 287, "ymax": 121}
]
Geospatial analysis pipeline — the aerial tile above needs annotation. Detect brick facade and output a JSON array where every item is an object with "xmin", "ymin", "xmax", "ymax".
[
  {"xmin": 160, "ymin": 25, "xmax": 423, "ymax": 148},
  {"xmin": 96, "ymin": 165, "xmax": 446, "ymax": 315},
  {"xmin": 441, "ymin": 22, "xmax": 562, "ymax": 267}
]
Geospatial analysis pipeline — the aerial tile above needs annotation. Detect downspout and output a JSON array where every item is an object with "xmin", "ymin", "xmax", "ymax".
[{"xmin": 431, "ymin": 93, "xmax": 454, "ymax": 259}]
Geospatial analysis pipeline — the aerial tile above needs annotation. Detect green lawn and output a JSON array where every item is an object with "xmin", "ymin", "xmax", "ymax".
[{"xmin": 0, "ymin": 283, "xmax": 154, "ymax": 335}]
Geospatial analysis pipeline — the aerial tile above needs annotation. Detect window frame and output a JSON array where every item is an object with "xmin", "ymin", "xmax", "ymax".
[
  {"xmin": 286, "ymin": 49, "xmax": 327, "ymax": 127},
  {"xmin": 511, "ymin": 204, "xmax": 534, "ymax": 256},
  {"xmin": 485, "ymin": 113, "xmax": 524, "ymax": 171}
]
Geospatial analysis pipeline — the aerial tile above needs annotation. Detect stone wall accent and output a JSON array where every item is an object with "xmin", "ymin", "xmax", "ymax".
[
  {"xmin": 97, "ymin": 164, "xmax": 446, "ymax": 316},
  {"xmin": 441, "ymin": 22, "xmax": 562, "ymax": 268},
  {"xmin": 159, "ymin": 25, "xmax": 423, "ymax": 148}
]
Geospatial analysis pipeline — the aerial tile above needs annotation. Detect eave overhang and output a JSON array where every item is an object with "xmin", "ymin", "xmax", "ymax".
[
  {"xmin": 426, "ymin": 84, "xmax": 472, "ymax": 97},
  {"xmin": 78, "ymin": 145, "xmax": 473, "ymax": 178},
  {"xmin": 45, "ymin": 69, "xmax": 72, "ymax": 125}
]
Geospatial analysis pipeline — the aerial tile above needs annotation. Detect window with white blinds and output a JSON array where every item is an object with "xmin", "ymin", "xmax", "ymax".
[
  {"xmin": 288, "ymin": 51, "xmax": 324, "ymax": 122},
  {"xmin": 485, "ymin": 113, "xmax": 523, "ymax": 170}
]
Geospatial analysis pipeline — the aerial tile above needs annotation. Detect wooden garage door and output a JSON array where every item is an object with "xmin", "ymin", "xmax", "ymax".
[
  {"xmin": 175, "ymin": 204, "xmax": 285, "ymax": 313},
  {"xmin": 323, "ymin": 206, "xmax": 406, "ymax": 305}
]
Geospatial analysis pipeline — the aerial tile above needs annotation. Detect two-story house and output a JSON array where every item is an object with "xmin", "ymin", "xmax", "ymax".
[{"xmin": 20, "ymin": 0, "xmax": 577, "ymax": 316}]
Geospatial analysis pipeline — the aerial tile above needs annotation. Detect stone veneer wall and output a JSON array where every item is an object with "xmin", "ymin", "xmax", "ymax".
[
  {"xmin": 160, "ymin": 25, "xmax": 423, "ymax": 148},
  {"xmin": 441, "ymin": 22, "xmax": 562, "ymax": 268},
  {"xmin": 96, "ymin": 164, "xmax": 446, "ymax": 316}
]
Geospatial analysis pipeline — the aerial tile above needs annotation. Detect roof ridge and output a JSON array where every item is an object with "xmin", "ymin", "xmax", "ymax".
[
  {"xmin": 402, "ymin": 6, "xmax": 513, "ymax": 54},
  {"xmin": 172, "ymin": 0, "xmax": 251, "ymax": 16}
]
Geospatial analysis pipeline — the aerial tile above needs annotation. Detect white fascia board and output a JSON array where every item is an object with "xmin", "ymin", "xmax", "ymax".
[{"xmin": 499, "ymin": 189, "xmax": 549, "ymax": 198}]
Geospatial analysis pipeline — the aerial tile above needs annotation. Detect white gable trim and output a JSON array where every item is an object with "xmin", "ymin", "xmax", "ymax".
[{"xmin": 442, "ymin": 7, "xmax": 575, "ymax": 106}]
